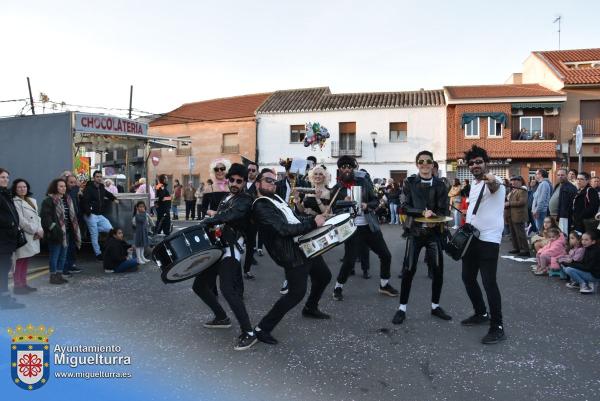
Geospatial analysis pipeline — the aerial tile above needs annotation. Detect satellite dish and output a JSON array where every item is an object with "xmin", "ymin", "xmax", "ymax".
[{"xmin": 575, "ymin": 125, "xmax": 583, "ymax": 154}]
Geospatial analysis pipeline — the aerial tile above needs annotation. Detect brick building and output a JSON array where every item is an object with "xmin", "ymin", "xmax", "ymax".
[
  {"xmin": 148, "ymin": 93, "xmax": 271, "ymax": 187},
  {"xmin": 444, "ymin": 84, "xmax": 566, "ymax": 182}
]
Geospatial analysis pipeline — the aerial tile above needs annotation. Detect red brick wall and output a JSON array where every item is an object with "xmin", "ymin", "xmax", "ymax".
[{"xmin": 447, "ymin": 103, "xmax": 557, "ymax": 160}]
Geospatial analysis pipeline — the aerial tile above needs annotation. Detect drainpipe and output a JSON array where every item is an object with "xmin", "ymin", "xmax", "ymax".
[{"xmin": 255, "ymin": 116, "xmax": 260, "ymax": 164}]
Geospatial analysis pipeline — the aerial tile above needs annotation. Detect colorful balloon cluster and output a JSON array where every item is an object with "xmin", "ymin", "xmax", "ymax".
[{"xmin": 304, "ymin": 122, "xmax": 330, "ymax": 150}]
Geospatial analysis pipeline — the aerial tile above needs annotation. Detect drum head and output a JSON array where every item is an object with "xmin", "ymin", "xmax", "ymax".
[
  {"xmin": 161, "ymin": 248, "xmax": 223, "ymax": 283},
  {"xmin": 326, "ymin": 213, "xmax": 351, "ymax": 226},
  {"xmin": 299, "ymin": 226, "xmax": 332, "ymax": 241}
]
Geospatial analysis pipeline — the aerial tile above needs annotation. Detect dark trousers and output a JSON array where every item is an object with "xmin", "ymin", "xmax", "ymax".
[
  {"xmin": 359, "ymin": 241, "xmax": 370, "ymax": 272},
  {"xmin": 155, "ymin": 206, "xmax": 171, "ymax": 235},
  {"xmin": 0, "ymin": 252, "xmax": 11, "ymax": 294},
  {"xmin": 508, "ymin": 220, "xmax": 529, "ymax": 252},
  {"xmin": 196, "ymin": 203, "xmax": 203, "ymax": 220},
  {"xmin": 400, "ymin": 232, "xmax": 444, "ymax": 304},
  {"xmin": 258, "ymin": 256, "xmax": 331, "ymax": 333},
  {"xmin": 192, "ymin": 256, "xmax": 252, "ymax": 333},
  {"xmin": 461, "ymin": 237, "xmax": 503, "ymax": 326},
  {"xmin": 243, "ymin": 226, "xmax": 258, "ymax": 274},
  {"xmin": 185, "ymin": 200, "xmax": 196, "ymax": 220},
  {"xmin": 337, "ymin": 226, "xmax": 391, "ymax": 284},
  {"xmin": 64, "ymin": 232, "xmax": 78, "ymax": 273}
]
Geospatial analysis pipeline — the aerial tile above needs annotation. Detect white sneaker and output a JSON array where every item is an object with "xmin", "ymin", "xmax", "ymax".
[{"xmin": 580, "ymin": 283, "xmax": 594, "ymax": 294}]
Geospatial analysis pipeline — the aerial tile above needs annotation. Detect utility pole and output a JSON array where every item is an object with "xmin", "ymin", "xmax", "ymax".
[
  {"xmin": 26, "ymin": 77, "xmax": 35, "ymax": 115},
  {"xmin": 553, "ymin": 16, "xmax": 562, "ymax": 50},
  {"xmin": 128, "ymin": 85, "xmax": 133, "ymax": 119}
]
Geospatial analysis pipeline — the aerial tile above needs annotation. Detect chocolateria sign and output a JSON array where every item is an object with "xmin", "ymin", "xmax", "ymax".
[{"xmin": 74, "ymin": 113, "xmax": 148, "ymax": 136}]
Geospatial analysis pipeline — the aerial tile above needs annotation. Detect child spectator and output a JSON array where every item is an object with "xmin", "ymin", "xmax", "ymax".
[
  {"xmin": 103, "ymin": 228, "xmax": 139, "ymax": 273},
  {"xmin": 530, "ymin": 216, "xmax": 559, "ymax": 253},
  {"xmin": 132, "ymin": 201, "xmax": 153, "ymax": 264},
  {"xmin": 564, "ymin": 230, "xmax": 600, "ymax": 293},
  {"xmin": 556, "ymin": 231, "xmax": 584, "ymax": 276},
  {"xmin": 532, "ymin": 227, "xmax": 565, "ymax": 275}
]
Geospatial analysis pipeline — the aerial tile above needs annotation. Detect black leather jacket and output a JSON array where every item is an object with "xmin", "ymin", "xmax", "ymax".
[
  {"xmin": 402, "ymin": 175, "xmax": 449, "ymax": 234},
  {"xmin": 252, "ymin": 195, "xmax": 316, "ymax": 268},
  {"xmin": 201, "ymin": 192, "xmax": 253, "ymax": 247},
  {"xmin": 330, "ymin": 175, "xmax": 381, "ymax": 233},
  {"xmin": 554, "ymin": 181, "xmax": 577, "ymax": 219},
  {"xmin": 81, "ymin": 182, "xmax": 116, "ymax": 215}
]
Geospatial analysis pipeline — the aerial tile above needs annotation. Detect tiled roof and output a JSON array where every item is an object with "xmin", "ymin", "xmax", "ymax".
[
  {"xmin": 445, "ymin": 84, "xmax": 564, "ymax": 99},
  {"xmin": 150, "ymin": 93, "xmax": 272, "ymax": 126},
  {"xmin": 535, "ymin": 48, "xmax": 600, "ymax": 85},
  {"xmin": 257, "ymin": 87, "xmax": 445, "ymax": 114}
]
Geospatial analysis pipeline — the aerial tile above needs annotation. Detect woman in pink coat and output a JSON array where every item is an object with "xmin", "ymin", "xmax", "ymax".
[{"xmin": 533, "ymin": 227, "xmax": 566, "ymax": 275}]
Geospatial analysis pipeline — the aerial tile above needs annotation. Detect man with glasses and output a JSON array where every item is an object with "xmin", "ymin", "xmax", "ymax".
[
  {"xmin": 392, "ymin": 151, "xmax": 451, "ymax": 325},
  {"xmin": 194, "ymin": 163, "xmax": 257, "ymax": 351},
  {"xmin": 459, "ymin": 145, "xmax": 506, "ymax": 344},
  {"xmin": 331, "ymin": 155, "xmax": 398, "ymax": 301},
  {"xmin": 251, "ymin": 168, "xmax": 331, "ymax": 345},
  {"xmin": 82, "ymin": 170, "xmax": 118, "ymax": 261},
  {"xmin": 242, "ymin": 161, "xmax": 260, "ymax": 279}
]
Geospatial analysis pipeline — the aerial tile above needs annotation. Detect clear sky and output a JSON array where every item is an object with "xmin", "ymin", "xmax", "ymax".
[{"xmin": 1, "ymin": 0, "xmax": 599, "ymax": 118}]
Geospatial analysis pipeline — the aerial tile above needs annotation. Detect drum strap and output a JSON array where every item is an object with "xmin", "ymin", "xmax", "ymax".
[{"xmin": 253, "ymin": 195, "xmax": 301, "ymax": 224}]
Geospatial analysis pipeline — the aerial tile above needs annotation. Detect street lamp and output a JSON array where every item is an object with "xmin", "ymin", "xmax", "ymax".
[{"xmin": 370, "ymin": 131, "xmax": 378, "ymax": 148}]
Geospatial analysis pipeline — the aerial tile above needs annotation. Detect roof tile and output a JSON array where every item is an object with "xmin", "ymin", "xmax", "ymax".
[
  {"xmin": 535, "ymin": 48, "xmax": 600, "ymax": 85},
  {"xmin": 445, "ymin": 84, "xmax": 563, "ymax": 99}
]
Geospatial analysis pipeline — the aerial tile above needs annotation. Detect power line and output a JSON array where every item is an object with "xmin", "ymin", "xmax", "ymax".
[{"xmin": 0, "ymin": 98, "xmax": 28, "ymax": 103}]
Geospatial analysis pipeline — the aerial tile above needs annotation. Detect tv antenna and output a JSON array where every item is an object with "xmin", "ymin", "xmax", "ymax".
[{"xmin": 553, "ymin": 15, "xmax": 562, "ymax": 50}]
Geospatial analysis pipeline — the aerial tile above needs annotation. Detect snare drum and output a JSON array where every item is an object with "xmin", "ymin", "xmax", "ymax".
[
  {"xmin": 152, "ymin": 225, "xmax": 223, "ymax": 283},
  {"xmin": 298, "ymin": 226, "xmax": 338, "ymax": 258},
  {"xmin": 325, "ymin": 213, "xmax": 356, "ymax": 243}
]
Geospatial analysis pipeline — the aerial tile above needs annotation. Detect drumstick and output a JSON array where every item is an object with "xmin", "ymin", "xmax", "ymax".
[{"xmin": 324, "ymin": 187, "xmax": 343, "ymax": 216}]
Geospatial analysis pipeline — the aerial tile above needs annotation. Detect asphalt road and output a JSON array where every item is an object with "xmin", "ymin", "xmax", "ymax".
[{"xmin": 3, "ymin": 223, "xmax": 600, "ymax": 401}]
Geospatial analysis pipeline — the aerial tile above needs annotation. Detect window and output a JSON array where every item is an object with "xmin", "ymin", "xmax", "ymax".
[
  {"xmin": 520, "ymin": 117, "xmax": 543, "ymax": 139},
  {"xmin": 339, "ymin": 122, "xmax": 356, "ymax": 150},
  {"xmin": 221, "ymin": 133, "xmax": 239, "ymax": 153},
  {"xmin": 389, "ymin": 122, "xmax": 407, "ymax": 142},
  {"xmin": 488, "ymin": 117, "xmax": 503, "ymax": 138},
  {"xmin": 290, "ymin": 125, "xmax": 306, "ymax": 143},
  {"xmin": 176, "ymin": 136, "xmax": 191, "ymax": 156},
  {"xmin": 464, "ymin": 118, "xmax": 479, "ymax": 137}
]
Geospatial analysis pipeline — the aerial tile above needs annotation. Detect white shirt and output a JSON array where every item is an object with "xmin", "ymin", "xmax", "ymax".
[{"xmin": 466, "ymin": 175, "xmax": 505, "ymax": 244}]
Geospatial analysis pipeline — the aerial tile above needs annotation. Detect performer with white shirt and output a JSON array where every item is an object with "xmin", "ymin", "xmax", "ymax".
[
  {"xmin": 460, "ymin": 145, "xmax": 506, "ymax": 344},
  {"xmin": 251, "ymin": 168, "xmax": 331, "ymax": 346},
  {"xmin": 194, "ymin": 163, "xmax": 257, "ymax": 351}
]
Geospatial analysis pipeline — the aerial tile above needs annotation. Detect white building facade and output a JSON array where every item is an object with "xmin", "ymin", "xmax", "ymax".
[{"xmin": 256, "ymin": 87, "xmax": 447, "ymax": 182}]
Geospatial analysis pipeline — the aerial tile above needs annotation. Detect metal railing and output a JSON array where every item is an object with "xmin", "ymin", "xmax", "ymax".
[
  {"xmin": 577, "ymin": 119, "xmax": 600, "ymax": 136},
  {"xmin": 331, "ymin": 140, "xmax": 362, "ymax": 157}
]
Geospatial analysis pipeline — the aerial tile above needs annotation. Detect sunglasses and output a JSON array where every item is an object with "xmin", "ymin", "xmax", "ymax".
[
  {"xmin": 260, "ymin": 177, "xmax": 277, "ymax": 184},
  {"xmin": 417, "ymin": 159, "xmax": 433, "ymax": 165},
  {"xmin": 228, "ymin": 177, "xmax": 244, "ymax": 184},
  {"xmin": 213, "ymin": 167, "xmax": 226, "ymax": 172},
  {"xmin": 467, "ymin": 159, "xmax": 485, "ymax": 166},
  {"xmin": 247, "ymin": 168, "xmax": 257, "ymax": 172},
  {"xmin": 340, "ymin": 164, "xmax": 354, "ymax": 170}
]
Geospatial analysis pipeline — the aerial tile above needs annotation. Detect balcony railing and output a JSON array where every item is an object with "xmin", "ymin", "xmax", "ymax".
[
  {"xmin": 221, "ymin": 144, "xmax": 240, "ymax": 154},
  {"xmin": 331, "ymin": 140, "xmax": 362, "ymax": 157},
  {"xmin": 511, "ymin": 116, "xmax": 560, "ymax": 141},
  {"xmin": 577, "ymin": 119, "xmax": 600, "ymax": 136}
]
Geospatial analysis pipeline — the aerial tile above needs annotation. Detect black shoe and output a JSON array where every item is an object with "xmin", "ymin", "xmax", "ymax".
[
  {"xmin": 234, "ymin": 332, "xmax": 258, "ymax": 351},
  {"xmin": 243, "ymin": 272, "xmax": 255, "ymax": 280},
  {"xmin": 508, "ymin": 249, "xmax": 520, "ymax": 254},
  {"xmin": 255, "ymin": 330, "xmax": 278, "ymax": 345},
  {"xmin": 70, "ymin": 267, "xmax": 83, "ymax": 273},
  {"xmin": 49, "ymin": 273, "xmax": 65, "ymax": 285},
  {"xmin": 349, "ymin": 269, "xmax": 355, "ymax": 276},
  {"xmin": 0, "ymin": 296, "xmax": 25, "ymax": 309},
  {"xmin": 362, "ymin": 271, "xmax": 371, "ymax": 279},
  {"xmin": 333, "ymin": 287, "xmax": 343, "ymax": 301},
  {"xmin": 517, "ymin": 251, "xmax": 531, "ymax": 257},
  {"xmin": 392, "ymin": 310, "xmax": 406, "ymax": 325},
  {"xmin": 461, "ymin": 313, "xmax": 490, "ymax": 326},
  {"xmin": 302, "ymin": 307, "xmax": 331, "ymax": 319},
  {"xmin": 203, "ymin": 317, "xmax": 232, "ymax": 329},
  {"xmin": 431, "ymin": 306, "xmax": 452, "ymax": 321},
  {"xmin": 62, "ymin": 271, "xmax": 73, "ymax": 277},
  {"xmin": 379, "ymin": 283, "xmax": 399, "ymax": 297},
  {"xmin": 57, "ymin": 273, "xmax": 69, "ymax": 283},
  {"xmin": 481, "ymin": 325, "xmax": 506, "ymax": 344},
  {"xmin": 257, "ymin": 249, "xmax": 264, "ymax": 257},
  {"xmin": 279, "ymin": 281, "xmax": 288, "ymax": 295},
  {"xmin": 96, "ymin": 254, "xmax": 103, "ymax": 261}
]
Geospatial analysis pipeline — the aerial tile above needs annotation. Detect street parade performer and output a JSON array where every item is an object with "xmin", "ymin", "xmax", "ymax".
[
  {"xmin": 251, "ymin": 168, "xmax": 332, "ymax": 345},
  {"xmin": 194, "ymin": 163, "xmax": 258, "ymax": 351},
  {"xmin": 392, "ymin": 150, "xmax": 452, "ymax": 325}
]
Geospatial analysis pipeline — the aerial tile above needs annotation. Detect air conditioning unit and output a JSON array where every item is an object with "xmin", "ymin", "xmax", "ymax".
[
  {"xmin": 512, "ymin": 108, "xmax": 524, "ymax": 116},
  {"xmin": 544, "ymin": 107, "xmax": 559, "ymax": 116}
]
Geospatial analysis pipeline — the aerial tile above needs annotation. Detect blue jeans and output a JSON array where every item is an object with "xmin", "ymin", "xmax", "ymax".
[
  {"xmin": 534, "ymin": 210, "xmax": 547, "ymax": 235},
  {"xmin": 84, "ymin": 214, "xmax": 113, "ymax": 256},
  {"xmin": 564, "ymin": 267, "xmax": 599, "ymax": 285},
  {"xmin": 171, "ymin": 204, "xmax": 179, "ymax": 217},
  {"xmin": 389, "ymin": 203, "xmax": 398, "ymax": 224},
  {"xmin": 64, "ymin": 233, "xmax": 77, "ymax": 273},
  {"xmin": 115, "ymin": 258, "xmax": 138, "ymax": 273},
  {"xmin": 49, "ymin": 243, "xmax": 68, "ymax": 273}
]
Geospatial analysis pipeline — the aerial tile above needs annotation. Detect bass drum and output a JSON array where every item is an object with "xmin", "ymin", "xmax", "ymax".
[{"xmin": 152, "ymin": 226, "xmax": 223, "ymax": 283}]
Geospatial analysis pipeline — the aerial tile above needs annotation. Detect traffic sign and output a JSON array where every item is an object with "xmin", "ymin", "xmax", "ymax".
[{"xmin": 576, "ymin": 124, "xmax": 583, "ymax": 154}]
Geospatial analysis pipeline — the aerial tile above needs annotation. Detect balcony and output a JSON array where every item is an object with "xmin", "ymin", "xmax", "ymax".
[
  {"xmin": 331, "ymin": 140, "xmax": 362, "ymax": 158},
  {"xmin": 510, "ymin": 116, "xmax": 560, "ymax": 141},
  {"xmin": 221, "ymin": 144, "xmax": 239, "ymax": 154},
  {"xmin": 577, "ymin": 119, "xmax": 600, "ymax": 136}
]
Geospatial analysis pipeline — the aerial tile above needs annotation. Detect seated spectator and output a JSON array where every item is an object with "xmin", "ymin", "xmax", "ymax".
[
  {"xmin": 556, "ymin": 231, "xmax": 584, "ymax": 275},
  {"xmin": 532, "ymin": 227, "xmax": 565, "ymax": 275},
  {"xmin": 103, "ymin": 228, "xmax": 138, "ymax": 273},
  {"xmin": 518, "ymin": 128, "xmax": 531, "ymax": 140},
  {"xmin": 530, "ymin": 216, "xmax": 559, "ymax": 253},
  {"xmin": 564, "ymin": 230, "xmax": 600, "ymax": 293}
]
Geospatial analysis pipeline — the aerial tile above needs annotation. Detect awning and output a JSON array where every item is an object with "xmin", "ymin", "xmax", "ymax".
[
  {"xmin": 461, "ymin": 112, "xmax": 507, "ymax": 127},
  {"xmin": 511, "ymin": 102, "xmax": 563, "ymax": 109}
]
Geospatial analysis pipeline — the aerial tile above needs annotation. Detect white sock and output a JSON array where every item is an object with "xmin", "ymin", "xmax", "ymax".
[
  {"xmin": 432, "ymin": 303, "xmax": 439, "ymax": 310},
  {"xmin": 399, "ymin": 304, "xmax": 407, "ymax": 312},
  {"xmin": 135, "ymin": 248, "xmax": 142, "ymax": 261},
  {"xmin": 380, "ymin": 279, "xmax": 389, "ymax": 287},
  {"xmin": 335, "ymin": 282, "xmax": 343, "ymax": 289}
]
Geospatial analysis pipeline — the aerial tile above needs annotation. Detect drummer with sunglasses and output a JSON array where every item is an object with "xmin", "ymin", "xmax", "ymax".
[
  {"xmin": 194, "ymin": 163, "xmax": 257, "ymax": 351},
  {"xmin": 392, "ymin": 150, "xmax": 452, "ymax": 325}
]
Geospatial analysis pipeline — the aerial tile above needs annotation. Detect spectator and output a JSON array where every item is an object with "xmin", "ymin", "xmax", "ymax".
[
  {"xmin": 183, "ymin": 181, "xmax": 196, "ymax": 220},
  {"xmin": 104, "ymin": 179, "xmax": 118, "ymax": 195},
  {"xmin": 103, "ymin": 228, "xmax": 139, "ymax": 273},
  {"xmin": 208, "ymin": 159, "xmax": 230, "ymax": 213},
  {"xmin": 527, "ymin": 178, "xmax": 538, "ymax": 234},
  {"xmin": 12, "ymin": 178, "xmax": 43, "ymax": 293},
  {"xmin": 568, "ymin": 169, "xmax": 578, "ymax": 186},
  {"xmin": 564, "ymin": 230, "xmax": 600, "ymax": 293},
  {"xmin": 532, "ymin": 227, "xmax": 565, "ymax": 275},
  {"xmin": 201, "ymin": 178, "xmax": 214, "ymax": 219},
  {"xmin": 195, "ymin": 181, "xmax": 205, "ymax": 220},
  {"xmin": 154, "ymin": 174, "xmax": 172, "ymax": 235},
  {"xmin": 591, "ymin": 176, "xmax": 600, "ymax": 194},
  {"xmin": 0, "ymin": 168, "xmax": 25, "ymax": 309},
  {"xmin": 448, "ymin": 179, "xmax": 462, "ymax": 229},
  {"xmin": 550, "ymin": 168, "xmax": 577, "ymax": 235},
  {"xmin": 64, "ymin": 175, "xmax": 83, "ymax": 275},
  {"xmin": 531, "ymin": 169, "xmax": 552, "ymax": 234},
  {"xmin": 82, "ymin": 170, "xmax": 117, "ymax": 261},
  {"xmin": 530, "ymin": 216, "xmax": 559, "ymax": 253},
  {"xmin": 505, "ymin": 176, "xmax": 530, "ymax": 257},
  {"xmin": 41, "ymin": 178, "xmax": 82, "ymax": 285},
  {"xmin": 386, "ymin": 180, "xmax": 401, "ymax": 225},
  {"xmin": 572, "ymin": 172, "xmax": 600, "ymax": 234},
  {"xmin": 557, "ymin": 231, "xmax": 584, "ymax": 276},
  {"xmin": 518, "ymin": 128, "xmax": 531, "ymax": 140},
  {"xmin": 132, "ymin": 201, "xmax": 152, "ymax": 264},
  {"xmin": 171, "ymin": 179, "xmax": 182, "ymax": 220}
]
